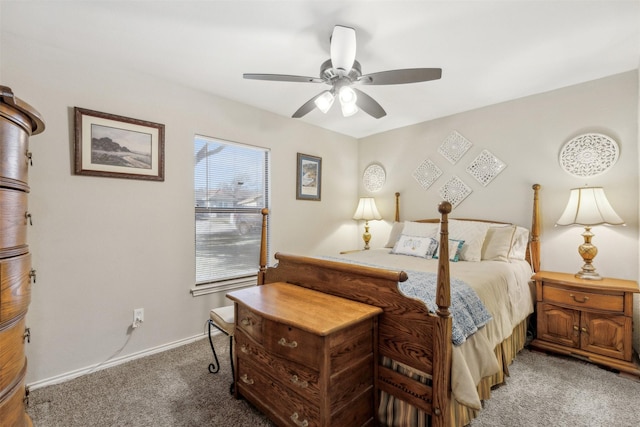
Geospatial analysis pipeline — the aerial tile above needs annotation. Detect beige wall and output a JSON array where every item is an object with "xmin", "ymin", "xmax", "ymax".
[
  {"xmin": 1, "ymin": 31, "xmax": 359, "ymax": 385},
  {"xmin": 359, "ymin": 71, "xmax": 640, "ymax": 350}
]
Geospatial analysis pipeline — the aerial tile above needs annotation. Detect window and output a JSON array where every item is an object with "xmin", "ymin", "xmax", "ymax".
[{"xmin": 194, "ymin": 135, "xmax": 269, "ymax": 289}]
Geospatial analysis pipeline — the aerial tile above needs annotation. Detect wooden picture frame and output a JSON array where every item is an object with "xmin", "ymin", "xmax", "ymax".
[
  {"xmin": 74, "ymin": 107, "xmax": 165, "ymax": 181},
  {"xmin": 296, "ymin": 153, "xmax": 321, "ymax": 201}
]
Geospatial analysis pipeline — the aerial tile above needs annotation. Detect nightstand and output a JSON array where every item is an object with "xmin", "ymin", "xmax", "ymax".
[{"xmin": 530, "ymin": 271, "xmax": 640, "ymax": 376}]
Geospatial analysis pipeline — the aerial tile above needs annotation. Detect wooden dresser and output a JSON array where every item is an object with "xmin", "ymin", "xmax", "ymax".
[
  {"xmin": 0, "ymin": 86, "xmax": 45, "ymax": 426},
  {"xmin": 227, "ymin": 282, "xmax": 382, "ymax": 427},
  {"xmin": 531, "ymin": 271, "xmax": 640, "ymax": 376}
]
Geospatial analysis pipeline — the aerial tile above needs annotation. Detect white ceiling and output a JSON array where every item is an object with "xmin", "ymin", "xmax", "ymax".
[{"xmin": 3, "ymin": 1, "xmax": 639, "ymax": 138}]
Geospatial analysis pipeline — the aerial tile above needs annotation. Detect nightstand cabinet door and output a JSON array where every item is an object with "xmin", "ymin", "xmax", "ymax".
[
  {"xmin": 537, "ymin": 303, "xmax": 579, "ymax": 348},
  {"xmin": 581, "ymin": 312, "xmax": 631, "ymax": 361}
]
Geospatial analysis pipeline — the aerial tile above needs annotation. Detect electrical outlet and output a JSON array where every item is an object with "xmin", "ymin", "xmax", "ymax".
[{"xmin": 133, "ymin": 308, "xmax": 144, "ymax": 328}]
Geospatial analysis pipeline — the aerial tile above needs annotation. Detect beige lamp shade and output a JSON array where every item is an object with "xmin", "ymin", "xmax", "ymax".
[
  {"xmin": 353, "ymin": 197, "xmax": 382, "ymax": 221},
  {"xmin": 556, "ymin": 187, "xmax": 624, "ymax": 226},
  {"xmin": 556, "ymin": 187, "xmax": 624, "ymax": 280}
]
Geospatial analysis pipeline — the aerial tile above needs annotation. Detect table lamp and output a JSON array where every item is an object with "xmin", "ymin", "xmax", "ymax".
[
  {"xmin": 556, "ymin": 187, "xmax": 625, "ymax": 280},
  {"xmin": 353, "ymin": 197, "xmax": 382, "ymax": 250}
]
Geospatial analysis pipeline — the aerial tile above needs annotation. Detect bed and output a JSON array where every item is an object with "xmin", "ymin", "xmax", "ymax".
[{"xmin": 255, "ymin": 184, "xmax": 541, "ymax": 427}]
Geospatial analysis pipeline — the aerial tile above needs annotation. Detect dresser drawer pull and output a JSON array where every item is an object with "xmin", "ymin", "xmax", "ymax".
[
  {"xmin": 240, "ymin": 318, "xmax": 254, "ymax": 327},
  {"xmin": 290, "ymin": 375, "xmax": 308, "ymax": 388},
  {"xmin": 570, "ymin": 294, "xmax": 589, "ymax": 303},
  {"xmin": 290, "ymin": 412, "xmax": 308, "ymax": 427},
  {"xmin": 278, "ymin": 337, "xmax": 298, "ymax": 348},
  {"xmin": 581, "ymin": 327, "xmax": 589, "ymax": 334},
  {"xmin": 240, "ymin": 374, "xmax": 254, "ymax": 385}
]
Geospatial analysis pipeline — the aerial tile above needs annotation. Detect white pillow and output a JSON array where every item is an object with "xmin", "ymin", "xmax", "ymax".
[
  {"xmin": 402, "ymin": 221, "xmax": 439, "ymax": 238},
  {"xmin": 384, "ymin": 222, "xmax": 405, "ymax": 248},
  {"xmin": 509, "ymin": 227, "xmax": 529, "ymax": 260},
  {"xmin": 391, "ymin": 235, "xmax": 439, "ymax": 259},
  {"xmin": 481, "ymin": 225, "xmax": 516, "ymax": 262},
  {"xmin": 445, "ymin": 219, "xmax": 491, "ymax": 262}
]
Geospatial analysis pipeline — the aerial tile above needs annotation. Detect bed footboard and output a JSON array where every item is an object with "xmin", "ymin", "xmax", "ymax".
[{"xmin": 259, "ymin": 202, "xmax": 454, "ymax": 426}]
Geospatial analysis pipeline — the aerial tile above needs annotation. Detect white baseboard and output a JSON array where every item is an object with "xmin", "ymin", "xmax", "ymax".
[{"xmin": 27, "ymin": 332, "xmax": 217, "ymax": 391}]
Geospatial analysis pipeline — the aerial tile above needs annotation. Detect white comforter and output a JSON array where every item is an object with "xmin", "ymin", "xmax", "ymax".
[{"xmin": 338, "ymin": 249, "xmax": 534, "ymax": 409}]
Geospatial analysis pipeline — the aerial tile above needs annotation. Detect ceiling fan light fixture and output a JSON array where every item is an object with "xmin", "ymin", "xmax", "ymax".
[
  {"xmin": 338, "ymin": 86, "xmax": 357, "ymax": 105},
  {"xmin": 314, "ymin": 90, "xmax": 335, "ymax": 114},
  {"xmin": 341, "ymin": 101, "xmax": 358, "ymax": 117}
]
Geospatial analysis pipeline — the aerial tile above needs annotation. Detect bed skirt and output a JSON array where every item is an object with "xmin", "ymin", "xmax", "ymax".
[{"xmin": 378, "ymin": 318, "xmax": 529, "ymax": 427}]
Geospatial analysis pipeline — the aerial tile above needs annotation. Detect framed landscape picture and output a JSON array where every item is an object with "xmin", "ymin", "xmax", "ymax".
[
  {"xmin": 74, "ymin": 107, "xmax": 165, "ymax": 181},
  {"xmin": 296, "ymin": 153, "xmax": 321, "ymax": 201}
]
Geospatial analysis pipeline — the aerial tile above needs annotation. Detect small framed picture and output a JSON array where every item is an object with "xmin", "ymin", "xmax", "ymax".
[
  {"xmin": 296, "ymin": 153, "xmax": 322, "ymax": 201},
  {"xmin": 74, "ymin": 107, "xmax": 165, "ymax": 181}
]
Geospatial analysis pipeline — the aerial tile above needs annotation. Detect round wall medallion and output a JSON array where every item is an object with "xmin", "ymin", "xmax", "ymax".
[
  {"xmin": 559, "ymin": 133, "xmax": 619, "ymax": 178},
  {"xmin": 363, "ymin": 164, "xmax": 386, "ymax": 192}
]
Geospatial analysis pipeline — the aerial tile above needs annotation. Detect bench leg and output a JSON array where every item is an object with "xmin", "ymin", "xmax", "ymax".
[{"xmin": 207, "ymin": 319, "xmax": 235, "ymax": 395}]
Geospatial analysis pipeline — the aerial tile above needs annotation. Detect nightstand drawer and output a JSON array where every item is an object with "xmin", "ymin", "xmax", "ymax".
[{"xmin": 542, "ymin": 285, "xmax": 623, "ymax": 312}]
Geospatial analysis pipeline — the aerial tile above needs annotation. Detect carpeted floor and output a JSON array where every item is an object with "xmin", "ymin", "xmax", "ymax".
[{"xmin": 27, "ymin": 333, "xmax": 640, "ymax": 426}]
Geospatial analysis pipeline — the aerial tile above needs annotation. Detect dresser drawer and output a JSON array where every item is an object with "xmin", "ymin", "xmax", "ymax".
[
  {"xmin": 0, "ymin": 253, "xmax": 31, "ymax": 325},
  {"xmin": 542, "ymin": 284, "xmax": 623, "ymax": 312},
  {"xmin": 237, "ymin": 356, "xmax": 320, "ymax": 427},
  {"xmin": 0, "ymin": 189, "xmax": 28, "ymax": 258},
  {"xmin": 0, "ymin": 105, "xmax": 32, "ymax": 192},
  {"xmin": 236, "ymin": 329, "xmax": 320, "ymax": 402},
  {"xmin": 236, "ymin": 304, "xmax": 264, "ymax": 344},
  {"xmin": 264, "ymin": 319, "xmax": 323, "ymax": 368},
  {"xmin": 0, "ymin": 315, "xmax": 27, "ymax": 392}
]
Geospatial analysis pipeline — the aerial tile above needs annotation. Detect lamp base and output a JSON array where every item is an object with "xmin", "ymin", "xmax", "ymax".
[
  {"xmin": 362, "ymin": 221, "xmax": 371, "ymax": 250},
  {"xmin": 575, "ymin": 270, "xmax": 603, "ymax": 281},
  {"xmin": 575, "ymin": 226, "xmax": 603, "ymax": 281}
]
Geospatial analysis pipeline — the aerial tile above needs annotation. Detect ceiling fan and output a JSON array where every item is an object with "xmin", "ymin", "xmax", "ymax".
[{"xmin": 243, "ymin": 25, "xmax": 442, "ymax": 119}]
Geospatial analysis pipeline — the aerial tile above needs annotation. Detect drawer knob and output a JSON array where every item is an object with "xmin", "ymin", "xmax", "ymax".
[
  {"xmin": 241, "ymin": 344, "xmax": 249, "ymax": 354},
  {"xmin": 240, "ymin": 374, "xmax": 254, "ymax": 385},
  {"xmin": 290, "ymin": 412, "xmax": 309, "ymax": 427},
  {"xmin": 290, "ymin": 375, "xmax": 308, "ymax": 388},
  {"xmin": 581, "ymin": 327, "xmax": 589, "ymax": 334},
  {"xmin": 278, "ymin": 337, "xmax": 298, "ymax": 348},
  {"xmin": 570, "ymin": 293, "xmax": 589, "ymax": 303},
  {"xmin": 240, "ymin": 318, "xmax": 253, "ymax": 327}
]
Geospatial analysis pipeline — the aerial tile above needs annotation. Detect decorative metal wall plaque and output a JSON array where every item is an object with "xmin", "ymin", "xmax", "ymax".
[
  {"xmin": 412, "ymin": 159, "xmax": 442, "ymax": 190},
  {"xmin": 466, "ymin": 149, "xmax": 506, "ymax": 186},
  {"xmin": 363, "ymin": 163, "xmax": 386, "ymax": 192},
  {"xmin": 438, "ymin": 131, "xmax": 472, "ymax": 164},
  {"xmin": 439, "ymin": 176, "xmax": 472, "ymax": 208},
  {"xmin": 559, "ymin": 133, "xmax": 619, "ymax": 177}
]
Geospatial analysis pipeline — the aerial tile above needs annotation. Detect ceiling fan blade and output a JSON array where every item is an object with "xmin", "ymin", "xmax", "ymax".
[
  {"xmin": 353, "ymin": 88, "xmax": 386, "ymax": 119},
  {"xmin": 292, "ymin": 93, "xmax": 323, "ymax": 118},
  {"xmin": 244, "ymin": 73, "xmax": 323, "ymax": 83},
  {"xmin": 330, "ymin": 25, "xmax": 356, "ymax": 74},
  {"xmin": 358, "ymin": 68, "xmax": 442, "ymax": 85}
]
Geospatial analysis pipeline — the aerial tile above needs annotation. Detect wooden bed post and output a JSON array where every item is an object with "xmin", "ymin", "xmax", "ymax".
[
  {"xmin": 530, "ymin": 184, "xmax": 541, "ymax": 273},
  {"xmin": 257, "ymin": 208, "xmax": 269, "ymax": 285},
  {"xmin": 432, "ymin": 201, "xmax": 453, "ymax": 427},
  {"xmin": 394, "ymin": 192, "xmax": 400, "ymax": 222}
]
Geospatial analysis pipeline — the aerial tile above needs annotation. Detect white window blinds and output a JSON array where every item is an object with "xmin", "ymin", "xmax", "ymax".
[{"xmin": 194, "ymin": 135, "xmax": 269, "ymax": 285}]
